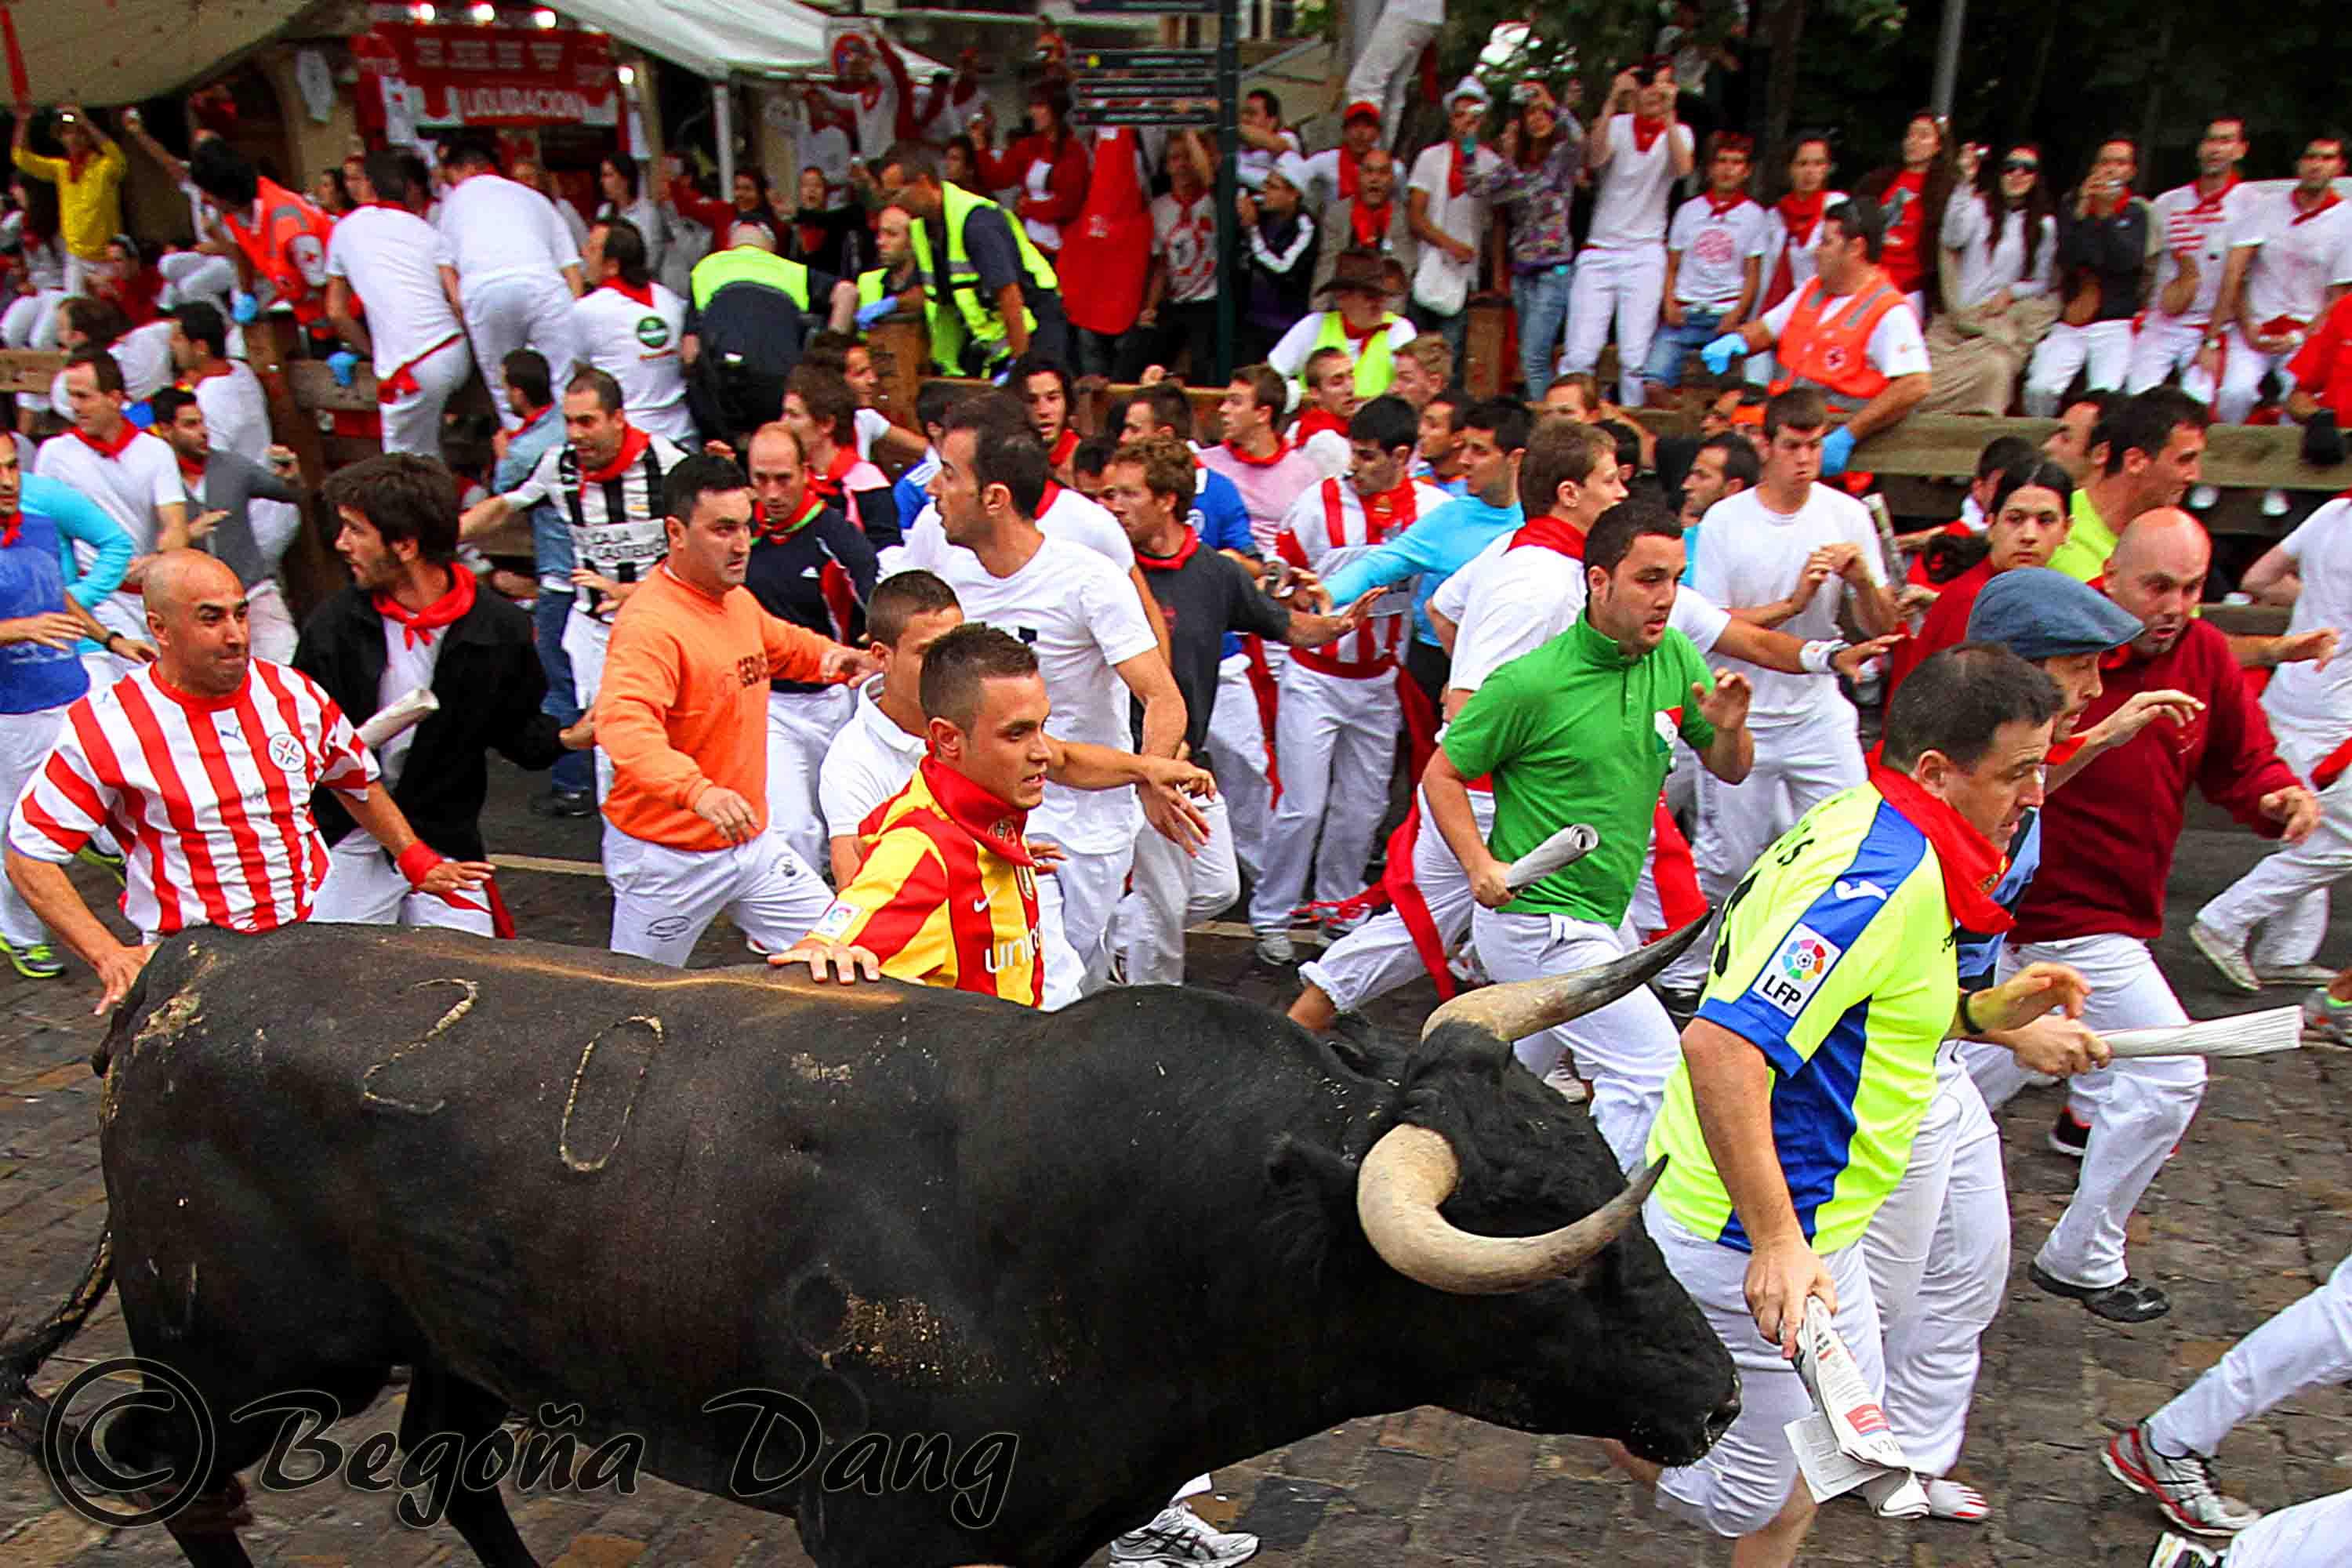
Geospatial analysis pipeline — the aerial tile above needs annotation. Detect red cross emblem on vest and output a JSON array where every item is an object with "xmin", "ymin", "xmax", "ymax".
[{"xmin": 1822, "ymin": 344, "xmax": 1851, "ymax": 373}]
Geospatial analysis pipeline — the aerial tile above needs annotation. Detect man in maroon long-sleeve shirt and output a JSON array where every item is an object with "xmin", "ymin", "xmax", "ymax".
[{"xmin": 2004, "ymin": 510, "xmax": 2319, "ymax": 1322}]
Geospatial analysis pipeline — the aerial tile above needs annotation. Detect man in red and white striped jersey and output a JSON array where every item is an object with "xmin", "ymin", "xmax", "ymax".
[{"xmin": 3, "ymin": 551, "xmax": 492, "ymax": 1011}]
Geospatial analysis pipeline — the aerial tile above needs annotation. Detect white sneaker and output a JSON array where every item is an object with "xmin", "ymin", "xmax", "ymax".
[
  {"xmin": 2189, "ymin": 483, "xmax": 2220, "ymax": 510},
  {"xmin": 2106, "ymin": 1421, "xmax": 2263, "ymax": 1537},
  {"xmin": 2254, "ymin": 961, "xmax": 2337, "ymax": 987},
  {"xmin": 1109, "ymin": 1502, "xmax": 1261, "ymax": 1566},
  {"xmin": 1924, "ymin": 1476, "xmax": 1989, "ymax": 1522},
  {"xmin": 2188, "ymin": 920, "xmax": 2260, "ymax": 995},
  {"xmin": 2261, "ymin": 487, "xmax": 2291, "ymax": 517},
  {"xmin": 1253, "ymin": 929, "xmax": 1295, "ymax": 966}
]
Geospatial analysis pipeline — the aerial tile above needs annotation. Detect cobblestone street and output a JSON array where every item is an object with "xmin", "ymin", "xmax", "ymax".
[{"xmin": 2, "ymin": 764, "xmax": 2347, "ymax": 1566}]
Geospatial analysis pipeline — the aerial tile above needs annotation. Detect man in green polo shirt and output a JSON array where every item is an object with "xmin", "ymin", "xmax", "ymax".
[
  {"xmin": 1613, "ymin": 643, "xmax": 2092, "ymax": 1568},
  {"xmin": 2046, "ymin": 387, "xmax": 2209, "ymax": 582},
  {"xmin": 1426, "ymin": 499, "xmax": 1754, "ymax": 1168}
]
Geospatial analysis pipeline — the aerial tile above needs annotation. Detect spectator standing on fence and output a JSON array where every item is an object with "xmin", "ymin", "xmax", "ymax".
[
  {"xmin": 436, "ymin": 133, "xmax": 586, "ymax": 433},
  {"xmin": 1924, "ymin": 141, "xmax": 2060, "ymax": 416},
  {"xmin": 2209, "ymin": 132, "xmax": 2352, "ymax": 447},
  {"xmin": 1235, "ymin": 89, "xmax": 1302, "ymax": 191},
  {"xmin": 1312, "ymin": 145, "xmax": 1416, "ymax": 299},
  {"xmin": 1130, "ymin": 132, "xmax": 1222, "ymax": 383},
  {"xmin": 1471, "ymin": 79, "xmax": 1584, "ymax": 400},
  {"xmin": 325, "ymin": 153, "xmax": 470, "ymax": 464},
  {"xmin": 1563, "ymin": 60, "xmax": 1693, "ymax": 409},
  {"xmin": 1406, "ymin": 78, "xmax": 1500, "ymax": 364},
  {"xmin": 595, "ymin": 153, "xmax": 671, "ymax": 282},
  {"xmin": 1861, "ymin": 111, "xmax": 1958, "ymax": 321},
  {"xmin": 2024, "ymin": 136, "xmax": 2154, "ymax": 418},
  {"xmin": 1278, "ymin": 100, "xmax": 1388, "ymax": 221},
  {"xmin": 1236, "ymin": 169, "xmax": 1320, "ymax": 368},
  {"xmin": 2128, "ymin": 116, "xmax": 2259, "ymax": 436},
  {"xmin": 10, "ymin": 102, "xmax": 125, "ymax": 298},
  {"xmin": 1645, "ymin": 132, "xmax": 1768, "ymax": 408}
]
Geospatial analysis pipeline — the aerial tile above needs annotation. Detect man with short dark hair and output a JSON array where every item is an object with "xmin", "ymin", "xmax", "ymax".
[
  {"xmin": 877, "ymin": 140, "xmax": 1069, "ymax": 374},
  {"xmin": 149, "ymin": 387, "xmax": 304, "ymax": 661},
  {"xmin": 1428, "ymin": 500, "xmax": 1753, "ymax": 1167},
  {"xmin": 1009, "ymin": 352, "xmax": 1079, "ymax": 474},
  {"xmin": 1566, "ymin": 59, "xmax": 1696, "ymax": 408},
  {"xmin": 1412, "ymin": 385, "xmax": 1472, "ymax": 495},
  {"xmin": 299, "ymin": 454, "xmax": 590, "ymax": 934},
  {"xmin": 1624, "ymin": 644, "xmax": 2084, "ymax": 1568},
  {"xmin": 2045, "ymin": 385, "xmax": 2209, "ymax": 581},
  {"xmin": 434, "ymin": 133, "xmax": 586, "ymax": 430},
  {"xmin": 167, "ymin": 300, "xmax": 270, "ymax": 463},
  {"xmin": 572, "ymin": 216, "xmax": 694, "ymax": 442},
  {"xmin": 593, "ymin": 454, "xmax": 875, "ymax": 965},
  {"xmin": 2129, "ymin": 117, "xmax": 2260, "ymax": 408},
  {"xmin": 34, "ymin": 350, "xmax": 191, "ymax": 666},
  {"xmin": 2024, "ymin": 136, "xmax": 2150, "ymax": 418},
  {"xmin": 187, "ymin": 139, "xmax": 339, "ymax": 334},
  {"xmin": 1675, "ymin": 430, "xmax": 1759, "ymax": 582},
  {"xmin": 1699, "ymin": 196, "xmax": 1932, "ymax": 476},
  {"xmin": 325, "ymin": 151, "xmax": 470, "ymax": 461}
]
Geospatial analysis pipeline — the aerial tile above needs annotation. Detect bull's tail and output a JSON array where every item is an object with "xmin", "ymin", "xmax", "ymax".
[{"xmin": 0, "ymin": 1228, "xmax": 115, "ymax": 1458}]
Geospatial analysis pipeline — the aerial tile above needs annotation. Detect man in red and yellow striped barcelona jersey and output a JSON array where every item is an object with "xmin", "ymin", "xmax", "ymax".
[{"xmin": 776, "ymin": 620, "xmax": 1062, "ymax": 1003}]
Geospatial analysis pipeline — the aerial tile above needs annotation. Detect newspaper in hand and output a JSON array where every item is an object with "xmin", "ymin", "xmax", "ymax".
[
  {"xmin": 1782, "ymin": 1297, "xmax": 1927, "ymax": 1515},
  {"xmin": 356, "ymin": 686, "xmax": 440, "ymax": 751},
  {"xmin": 1503, "ymin": 824, "xmax": 1599, "ymax": 891},
  {"xmin": 2100, "ymin": 1006, "xmax": 2302, "ymax": 1061}
]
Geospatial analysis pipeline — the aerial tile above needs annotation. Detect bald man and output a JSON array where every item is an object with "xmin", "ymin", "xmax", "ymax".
[
  {"xmin": 5, "ymin": 551, "xmax": 487, "ymax": 1011},
  {"xmin": 1988, "ymin": 511, "xmax": 2318, "ymax": 1322}
]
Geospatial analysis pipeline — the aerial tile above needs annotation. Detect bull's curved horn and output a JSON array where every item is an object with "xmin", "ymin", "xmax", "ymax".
[
  {"xmin": 1356, "ymin": 1123, "xmax": 1667, "ymax": 1294},
  {"xmin": 1419, "ymin": 916, "xmax": 1709, "ymax": 1042}
]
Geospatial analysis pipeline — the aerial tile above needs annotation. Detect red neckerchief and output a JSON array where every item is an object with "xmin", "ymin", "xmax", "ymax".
[
  {"xmin": 1134, "ymin": 526, "xmax": 1200, "ymax": 572},
  {"xmin": 1706, "ymin": 188, "xmax": 1751, "ymax": 218},
  {"xmin": 1632, "ymin": 115, "xmax": 1668, "ymax": 154},
  {"xmin": 755, "ymin": 493, "xmax": 826, "ymax": 543},
  {"xmin": 917, "ymin": 755, "xmax": 1034, "ymax": 867},
  {"xmin": 601, "ymin": 278, "xmax": 655, "ymax": 307},
  {"xmin": 578, "ymin": 423, "xmax": 651, "ymax": 485},
  {"xmin": 2084, "ymin": 185, "xmax": 2132, "ymax": 218},
  {"xmin": 1508, "ymin": 514, "xmax": 1587, "ymax": 557},
  {"xmin": 1356, "ymin": 477, "xmax": 1418, "ymax": 537},
  {"xmin": 1867, "ymin": 760, "xmax": 2013, "ymax": 934},
  {"xmin": 1048, "ymin": 426, "xmax": 1078, "ymax": 469},
  {"xmin": 1348, "ymin": 195, "xmax": 1391, "ymax": 249},
  {"xmin": 2292, "ymin": 187, "xmax": 2343, "ymax": 225},
  {"xmin": 805, "ymin": 445, "xmax": 858, "ymax": 506},
  {"xmin": 797, "ymin": 222, "xmax": 826, "ymax": 256},
  {"xmin": 176, "ymin": 453, "xmax": 207, "ymax": 488},
  {"xmin": 1341, "ymin": 312, "xmax": 1388, "ymax": 348},
  {"xmin": 1221, "ymin": 435, "xmax": 1291, "ymax": 466},
  {"xmin": 1447, "ymin": 140, "xmax": 1471, "ymax": 198},
  {"xmin": 372, "ymin": 564, "xmax": 477, "ymax": 651},
  {"xmin": 1294, "ymin": 408, "xmax": 1348, "ymax": 442},
  {"xmin": 64, "ymin": 148, "xmax": 95, "ymax": 183},
  {"xmin": 0, "ymin": 513, "xmax": 20, "ymax": 550},
  {"xmin": 2187, "ymin": 172, "xmax": 2241, "ymax": 216},
  {"xmin": 1337, "ymin": 147, "xmax": 1363, "ymax": 199},
  {"xmin": 2046, "ymin": 732, "xmax": 2086, "ymax": 769},
  {"xmin": 1766, "ymin": 190, "xmax": 1827, "ymax": 307},
  {"xmin": 72, "ymin": 421, "xmax": 142, "ymax": 461},
  {"xmin": 1039, "ymin": 479, "xmax": 1065, "ymax": 517}
]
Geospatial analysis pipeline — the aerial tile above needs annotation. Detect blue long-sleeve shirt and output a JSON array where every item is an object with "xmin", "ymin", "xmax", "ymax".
[
  {"xmin": 9, "ymin": 474, "xmax": 134, "ymax": 712},
  {"xmin": 1322, "ymin": 493, "xmax": 1523, "ymax": 648},
  {"xmin": 496, "ymin": 403, "xmax": 568, "ymax": 583}
]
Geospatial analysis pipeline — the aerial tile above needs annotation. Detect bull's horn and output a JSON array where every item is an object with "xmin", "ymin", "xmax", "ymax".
[
  {"xmin": 1419, "ymin": 916, "xmax": 1709, "ymax": 1042},
  {"xmin": 1356, "ymin": 1123, "xmax": 1666, "ymax": 1294}
]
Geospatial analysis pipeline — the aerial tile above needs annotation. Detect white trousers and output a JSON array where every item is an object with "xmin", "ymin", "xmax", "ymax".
[
  {"xmin": 2022, "ymin": 319, "xmax": 2135, "ymax": 416},
  {"xmin": 378, "ymin": 336, "xmax": 475, "ymax": 462},
  {"xmin": 603, "ymin": 822, "xmax": 834, "ymax": 967},
  {"xmin": 765, "ymin": 686, "xmax": 855, "ymax": 878},
  {"xmin": 2127, "ymin": 317, "xmax": 2209, "ymax": 397},
  {"xmin": 2147, "ymin": 1250, "xmax": 2352, "ymax": 1458},
  {"xmin": 310, "ymin": 836, "xmax": 495, "ymax": 935},
  {"xmin": 562, "ymin": 606, "xmax": 615, "ymax": 803},
  {"xmin": 1469, "ymin": 908, "xmax": 1679, "ymax": 1169},
  {"xmin": 462, "ymin": 274, "xmax": 584, "ymax": 431},
  {"xmin": 1301, "ymin": 786, "xmax": 1491, "ymax": 1013},
  {"xmin": 0, "ymin": 705, "xmax": 70, "ymax": 946},
  {"xmin": 1207, "ymin": 653, "xmax": 1274, "ymax": 883},
  {"xmin": 1563, "ymin": 245, "xmax": 1668, "ymax": 409},
  {"xmin": 1035, "ymin": 837, "xmax": 1134, "ymax": 1002},
  {"xmin": 2203, "ymin": 323, "xmax": 2292, "ymax": 425},
  {"xmin": 1862, "ymin": 1051, "xmax": 2009, "ymax": 1476},
  {"xmin": 1121, "ymin": 793, "xmax": 1239, "ymax": 985},
  {"xmin": 2225, "ymin": 1488, "xmax": 2352, "ymax": 1568},
  {"xmin": 2000, "ymin": 933, "xmax": 2201, "ymax": 1290},
  {"xmin": 1669, "ymin": 700, "xmax": 1867, "ymax": 991},
  {"xmin": 1341, "ymin": 5, "xmax": 1442, "ymax": 144},
  {"xmin": 1248, "ymin": 664, "xmax": 1398, "ymax": 932},
  {"xmin": 2197, "ymin": 716, "xmax": 2350, "ymax": 969},
  {"xmin": 1653, "ymin": 1203, "xmax": 1886, "ymax": 1538},
  {"xmin": 2, "ymin": 289, "xmax": 66, "ymax": 349}
]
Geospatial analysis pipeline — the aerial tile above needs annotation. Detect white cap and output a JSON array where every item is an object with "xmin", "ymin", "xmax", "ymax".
[{"xmin": 1448, "ymin": 76, "xmax": 1491, "ymax": 108}]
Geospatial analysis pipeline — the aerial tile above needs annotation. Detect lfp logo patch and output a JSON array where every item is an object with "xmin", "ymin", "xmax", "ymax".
[{"xmin": 1754, "ymin": 923, "xmax": 1840, "ymax": 1016}]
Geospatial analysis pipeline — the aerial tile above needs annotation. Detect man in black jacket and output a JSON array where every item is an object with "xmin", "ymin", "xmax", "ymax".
[
  {"xmin": 299, "ymin": 453, "xmax": 592, "ymax": 933},
  {"xmin": 2024, "ymin": 135, "xmax": 2151, "ymax": 416}
]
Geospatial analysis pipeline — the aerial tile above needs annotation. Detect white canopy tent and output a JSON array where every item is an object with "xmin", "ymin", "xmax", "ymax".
[
  {"xmin": 548, "ymin": 0, "xmax": 833, "ymax": 83},
  {"xmin": 0, "ymin": 0, "xmax": 311, "ymax": 107}
]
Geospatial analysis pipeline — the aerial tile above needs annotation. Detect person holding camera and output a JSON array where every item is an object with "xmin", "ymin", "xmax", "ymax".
[{"xmin": 10, "ymin": 100, "xmax": 126, "ymax": 298}]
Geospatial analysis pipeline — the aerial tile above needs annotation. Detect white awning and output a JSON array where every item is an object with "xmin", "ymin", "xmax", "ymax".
[
  {"xmin": 3, "ymin": 0, "xmax": 312, "ymax": 106},
  {"xmin": 552, "ymin": 0, "xmax": 833, "ymax": 80}
]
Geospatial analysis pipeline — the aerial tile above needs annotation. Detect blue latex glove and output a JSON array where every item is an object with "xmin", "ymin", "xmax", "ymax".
[
  {"xmin": 854, "ymin": 296, "xmax": 895, "ymax": 330},
  {"xmin": 326, "ymin": 349, "xmax": 361, "ymax": 388},
  {"xmin": 1699, "ymin": 333, "xmax": 1746, "ymax": 376},
  {"xmin": 1820, "ymin": 423, "xmax": 1857, "ymax": 477},
  {"xmin": 230, "ymin": 289, "xmax": 260, "ymax": 325}
]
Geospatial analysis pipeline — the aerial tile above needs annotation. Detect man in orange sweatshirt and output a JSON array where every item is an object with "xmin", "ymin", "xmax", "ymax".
[{"xmin": 595, "ymin": 453, "xmax": 879, "ymax": 964}]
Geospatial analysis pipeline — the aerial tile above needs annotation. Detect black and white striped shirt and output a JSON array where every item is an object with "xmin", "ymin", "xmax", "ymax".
[{"xmin": 503, "ymin": 430, "xmax": 688, "ymax": 619}]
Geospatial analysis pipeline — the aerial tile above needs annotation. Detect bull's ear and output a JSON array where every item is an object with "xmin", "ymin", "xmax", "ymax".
[{"xmin": 1265, "ymin": 1132, "xmax": 1356, "ymax": 1214}]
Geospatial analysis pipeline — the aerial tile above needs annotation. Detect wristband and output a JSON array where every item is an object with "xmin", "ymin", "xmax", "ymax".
[
  {"xmin": 1958, "ymin": 988, "xmax": 1987, "ymax": 1036},
  {"xmin": 1798, "ymin": 638, "xmax": 1846, "ymax": 676},
  {"xmin": 395, "ymin": 841, "xmax": 446, "ymax": 888}
]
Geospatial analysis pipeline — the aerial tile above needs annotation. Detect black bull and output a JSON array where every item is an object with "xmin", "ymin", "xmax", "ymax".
[{"xmin": 1, "ymin": 924, "xmax": 1737, "ymax": 1566}]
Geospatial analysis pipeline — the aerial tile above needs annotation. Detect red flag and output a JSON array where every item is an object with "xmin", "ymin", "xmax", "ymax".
[{"xmin": 1, "ymin": 7, "xmax": 28, "ymax": 107}]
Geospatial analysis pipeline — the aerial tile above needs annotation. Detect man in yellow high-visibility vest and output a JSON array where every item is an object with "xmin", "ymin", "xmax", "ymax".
[{"xmin": 874, "ymin": 141, "xmax": 1069, "ymax": 376}]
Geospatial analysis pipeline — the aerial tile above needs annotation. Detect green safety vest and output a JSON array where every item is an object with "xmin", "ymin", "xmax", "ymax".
[
  {"xmin": 1311, "ymin": 310, "xmax": 1402, "ymax": 398},
  {"xmin": 689, "ymin": 246, "xmax": 813, "ymax": 312},
  {"xmin": 859, "ymin": 264, "xmax": 967, "ymax": 374},
  {"xmin": 908, "ymin": 183, "xmax": 1059, "ymax": 368}
]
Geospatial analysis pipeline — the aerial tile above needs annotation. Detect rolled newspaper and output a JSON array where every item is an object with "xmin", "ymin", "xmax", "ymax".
[
  {"xmin": 1783, "ymin": 1297, "xmax": 1926, "ymax": 1515},
  {"xmin": 1504, "ymin": 824, "xmax": 1600, "ymax": 891},
  {"xmin": 356, "ymin": 686, "xmax": 441, "ymax": 750},
  {"xmin": 2100, "ymin": 1006, "xmax": 2302, "ymax": 1060}
]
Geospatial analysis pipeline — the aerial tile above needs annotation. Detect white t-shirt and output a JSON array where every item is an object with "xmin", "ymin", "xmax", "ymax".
[
  {"xmin": 885, "ymin": 485, "xmax": 1134, "ymax": 579},
  {"xmin": 435, "ymin": 172, "xmax": 582, "ymax": 289},
  {"xmin": 1940, "ymin": 194, "xmax": 2057, "ymax": 308},
  {"xmin": 1760, "ymin": 190, "xmax": 1848, "ymax": 300},
  {"xmin": 1690, "ymin": 484, "xmax": 1885, "ymax": 723},
  {"xmin": 2259, "ymin": 498, "xmax": 2352, "ymax": 740},
  {"xmin": 190, "ymin": 364, "xmax": 272, "ymax": 462},
  {"xmin": 2148, "ymin": 180, "xmax": 2263, "ymax": 329},
  {"xmin": 1446, "ymin": 534, "xmax": 1730, "ymax": 695},
  {"xmin": 49, "ymin": 321, "xmax": 178, "ymax": 412},
  {"xmin": 1406, "ymin": 141, "xmax": 1497, "ymax": 252},
  {"xmin": 819, "ymin": 677, "xmax": 927, "ymax": 840},
  {"xmin": 931, "ymin": 536, "xmax": 1158, "ymax": 854},
  {"xmin": 1152, "ymin": 191, "xmax": 1220, "ymax": 305},
  {"xmin": 2238, "ymin": 189, "xmax": 2352, "ymax": 332},
  {"xmin": 572, "ymin": 282, "xmax": 690, "ymax": 428},
  {"xmin": 854, "ymin": 407, "xmax": 892, "ymax": 461},
  {"xmin": 34, "ymin": 427, "xmax": 183, "ymax": 639},
  {"xmin": 1588, "ymin": 116, "xmax": 1693, "ymax": 249},
  {"xmin": 325, "ymin": 206, "xmax": 463, "ymax": 376},
  {"xmin": 376, "ymin": 614, "xmax": 445, "ymax": 792},
  {"xmin": 1667, "ymin": 194, "xmax": 1770, "ymax": 309},
  {"xmin": 1761, "ymin": 284, "xmax": 1932, "ymax": 379}
]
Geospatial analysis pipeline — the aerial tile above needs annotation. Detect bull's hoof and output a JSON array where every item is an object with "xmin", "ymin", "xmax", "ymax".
[{"xmin": 158, "ymin": 1475, "xmax": 253, "ymax": 1534}]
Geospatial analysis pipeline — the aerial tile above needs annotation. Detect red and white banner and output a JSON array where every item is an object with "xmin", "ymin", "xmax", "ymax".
[{"xmin": 354, "ymin": 23, "xmax": 619, "ymax": 128}]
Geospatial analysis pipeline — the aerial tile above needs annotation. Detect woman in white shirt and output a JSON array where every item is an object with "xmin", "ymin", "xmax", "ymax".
[{"xmin": 1922, "ymin": 143, "xmax": 2063, "ymax": 415}]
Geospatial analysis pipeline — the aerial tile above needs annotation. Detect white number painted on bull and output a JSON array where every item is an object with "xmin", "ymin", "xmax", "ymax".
[
  {"xmin": 1752, "ymin": 924, "xmax": 1841, "ymax": 1018},
  {"xmin": 559, "ymin": 1015, "xmax": 662, "ymax": 1174},
  {"xmin": 359, "ymin": 978, "xmax": 479, "ymax": 1115}
]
